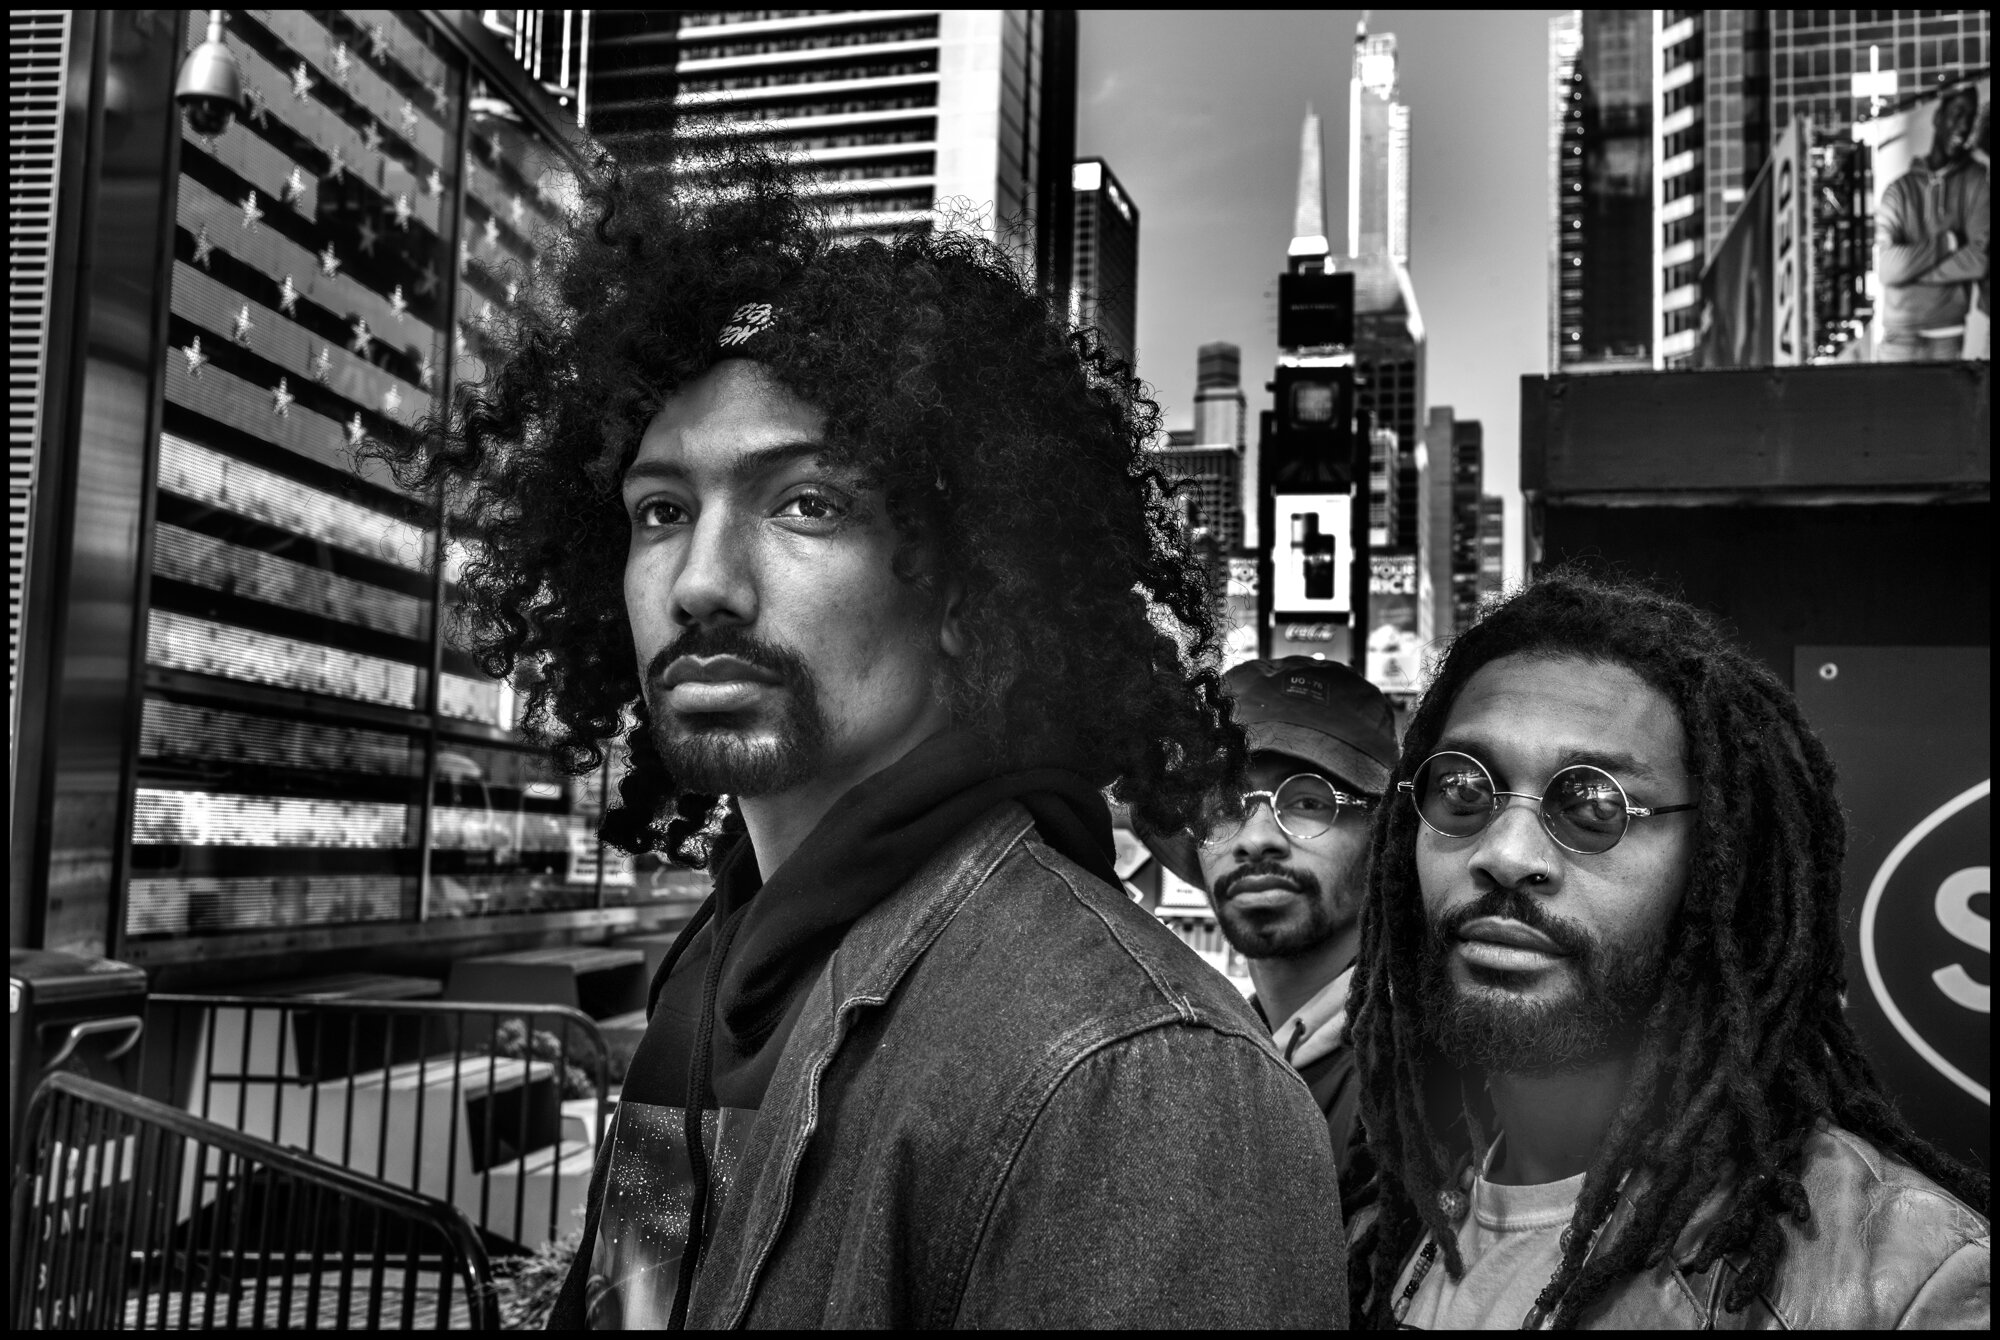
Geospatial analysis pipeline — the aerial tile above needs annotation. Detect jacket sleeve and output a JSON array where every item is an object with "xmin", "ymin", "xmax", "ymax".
[
  {"xmin": 1876, "ymin": 176, "xmax": 1957, "ymax": 286},
  {"xmin": 1894, "ymin": 1239, "xmax": 1992, "ymax": 1331},
  {"xmin": 950, "ymin": 1022, "xmax": 1348, "ymax": 1328},
  {"xmin": 1923, "ymin": 170, "xmax": 1991, "ymax": 287}
]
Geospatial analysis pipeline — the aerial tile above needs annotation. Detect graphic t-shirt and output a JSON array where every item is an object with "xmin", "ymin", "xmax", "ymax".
[{"xmin": 1395, "ymin": 1156, "xmax": 1584, "ymax": 1330}]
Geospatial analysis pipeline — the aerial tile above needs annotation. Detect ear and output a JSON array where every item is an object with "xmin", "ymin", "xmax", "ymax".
[{"xmin": 938, "ymin": 578, "xmax": 968, "ymax": 659}]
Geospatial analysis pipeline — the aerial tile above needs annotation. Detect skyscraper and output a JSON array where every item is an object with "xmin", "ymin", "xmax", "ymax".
[
  {"xmin": 1346, "ymin": 22, "xmax": 1425, "ymax": 551},
  {"xmin": 1418, "ymin": 407, "xmax": 1483, "ymax": 646},
  {"xmin": 1193, "ymin": 342, "xmax": 1247, "ymax": 453},
  {"xmin": 1651, "ymin": 8, "xmax": 1990, "ymax": 367},
  {"xmin": 1476, "ymin": 494, "xmax": 1506, "ymax": 601},
  {"xmin": 1070, "ymin": 158, "xmax": 1138, "ymax": 370},
  {"xmin": 1549, "ymin": 11, "xmax": 1653, "ymax": 371},
  {"xmin": 538, "ymin": 10, "xmax": 1078, "ymax": 293},
  {"xmin": 1152, "ymin": 428, "xmax": 1244, "ymax": 556}
]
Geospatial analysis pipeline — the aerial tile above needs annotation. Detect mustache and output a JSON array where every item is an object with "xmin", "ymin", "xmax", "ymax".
[
  {"xmin": 645, "ymin": 625, "xmax": 810, "ymax": 689},
  {"xmin": 1432, "ymin": 883, "xmax": 1595, "ymax": 960},
  {"xmin": 1215, "ymin": 858, "xmax": 1323, "ymax": 903}
]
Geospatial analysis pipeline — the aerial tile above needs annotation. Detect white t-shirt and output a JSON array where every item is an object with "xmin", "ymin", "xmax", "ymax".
[{"xmin": 1394, "ymin": 1159, "xmax": 1584, "ymax": 1330}]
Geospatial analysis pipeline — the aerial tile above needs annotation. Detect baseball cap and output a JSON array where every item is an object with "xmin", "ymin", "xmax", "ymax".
[{"xmin": 1142, "ymin": 657, "xmax": 1398, "ymax": 888}]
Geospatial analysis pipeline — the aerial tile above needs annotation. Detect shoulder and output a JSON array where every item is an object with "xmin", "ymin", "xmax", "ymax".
[
  {"xmin": 1739, "ymin": 1125, "xmax": 1991, "ymax": 1329},
  {"xmin": 906, "ymin": 812, "xmax": 1293, "ymax": 1076}
]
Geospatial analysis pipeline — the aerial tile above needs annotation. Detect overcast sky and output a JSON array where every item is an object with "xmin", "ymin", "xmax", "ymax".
[{"xmin": 1076, "ymin": 9, "xmax": 1561, "ymax": 580}]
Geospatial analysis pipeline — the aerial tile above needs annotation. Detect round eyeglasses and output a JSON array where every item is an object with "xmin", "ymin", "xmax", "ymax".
[
  {"xmin": 1197, "ymin": 773, "xmax": 1375, "ymax": 848},
  {"xmin": 1398, "ymin": 750, "xmax": 1696, "ymax": 856}
]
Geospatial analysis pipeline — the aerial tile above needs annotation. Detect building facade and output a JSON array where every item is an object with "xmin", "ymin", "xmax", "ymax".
[
  {"xmin": 1069, "ymin": 158, "xmax": 1138, "ymax": 370},
  {"xmin": 516, "ymin": 9, "xmax": 1078, "ymax": 292},
  {"xmin": 1346, "ymin": 23, "xmax": 1426, "ymax": 553},
  {"xmin": 1477, "ymin": 493, "xmax": 1506, "ymax": 600},
  {"xmin": 1418, "ymin": 407, "xmax": 1484, "ymax": 646},
  {"xmin": 1652, "ymin": 8, "xmax": 1990, "ymax": 367},
  {"xmin": 9, "ymin": 10, "xmax": 712, "ymax": 977},
  {"xmin": 1153, "ymin": 426, "xmax": 1244, "ymax": 555},
  {"xmin": 1549, "ymin": 10, "xmax": 1654, "ymax": 371}
]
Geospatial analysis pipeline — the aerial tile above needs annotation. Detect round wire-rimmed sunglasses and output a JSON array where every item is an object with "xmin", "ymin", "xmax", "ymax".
[
  {"xmin": 1196, "ymin": 773, "xmax": 1376, "ymax": 848},
  {"xmin": 1398, "ymin": 750, "xmax": 1696, "ymax": 856}
]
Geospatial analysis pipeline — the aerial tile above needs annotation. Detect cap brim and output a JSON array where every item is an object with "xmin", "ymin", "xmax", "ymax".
[{"xmin": 1243, "ymin": 721, "xmax": 1391, "ymax": 796}]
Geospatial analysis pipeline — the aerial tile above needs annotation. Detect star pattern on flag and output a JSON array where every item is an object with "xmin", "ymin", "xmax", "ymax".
[
  {"xmin": 389, "ymin": 285, "xmax": 409, "ymax": 321},
  {"xmin": 427, "ymin": 77, "xmax": 448, "ymax": 113},
  {"xmin": 281, "ymin": 166, "xmax": 308, "ymax": 205},
  {"xmin": 418, "ymin": 352, "xmax": 436, "ymax": 390},
  {"xmin": 483, "ymin": 215, "xmax": 501, "ymax": 249},
  {"xmin": 392, "ymin": 193, "xmax": 413, "ymax": 229},
  {"xmin": 362, "ymin": 120, "xmax": 383, "ymax": 155},
  {"xmin": 319, "ymin": 242, "xmax": 342, "ymax": 278},
  {"xmin": 367, "ymin": 22, "xmax": 389, "ymax": 61},
  {"xmin": 505, "ymin": 280, "xmax": 519, "ymax": 306},
  {"xmin": 413, "ymin": 265, "xmax": 438, "ymax": 298},
  {"xmin": 426, "ymin": 169, "xmax": 444, "ymax": 198},
  {"xmin": 192, "ymin": 224, "xmax": 215, "ymax": 269},
  {"xmin": 349, "ymin": 316, "xmax": 373, "ymax": 357},
  {"xmin": 326, "ymin": 145, "xmax": 346, "ymax": 181},
  {"xmin": 458, "ymin": 240, "xmax": 472, "ymax": 276},
  {"xmin": 271, "ymin": 377, "xmax": 295, "ymax": 417},
  {"xmin": 182, "ymin": 337, "xmax": 208, "ymax": 377},
  {"xmin": 232, "ymin": 304, "xmax": 255, "ymax": 346},
  {"xmin": 331, "ymin": 42, "xmax": 353, "ymax": 86},
  {"xmin": 291, "ymin": 62, "xmax": 315, "ymax": 102},
  {"xmin": 399, "ymin": 100, "xmax": 419, "ymax": 137},
  {"xmin": 346, "ymin": 413, "xmax": 367, "ymax": 448},
  {"xmin": 357, "ymin": 216, "xmax": 380, "ymax": 256},
  {"xmin": 383, "ymin": 383, "xmax": 402, "ymax": 416},
  {"xmin": 246, "ymin": 85, "xmax": 270, "ymax": 127},
  {"xmin": 240, "ymin": 191, "xmax": 265, "ymax": 231},
  {"xmin": 509, "ymin": 195, "xmax": 525, "ymax": 226},
  {"xmin": 464, "ymin": 151, "xmax": 478, "ymax": 180},
  {"xmin": 278, "ymin": 274, "xmax": 299, "ymax": 315},
  {"xmin": 310, "ymin": 346, "xmax": 333, "ymax": 383},
  {"xmin": 454, "ymin": 322, "xmax": 468, "ymax": 358}
]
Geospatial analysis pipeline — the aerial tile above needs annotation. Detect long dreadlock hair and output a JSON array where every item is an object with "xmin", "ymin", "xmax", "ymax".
[{"xmin": 1345, "ymin": 569, "xmax": 1989, "ymax": 1327}]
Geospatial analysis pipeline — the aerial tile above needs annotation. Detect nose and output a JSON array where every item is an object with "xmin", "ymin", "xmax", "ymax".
[
  {"xmin": 1227, "ymin": 798, "xmax": 1292, "ymax": 864},
  {"xmin": 1465, "ymin": 793, "xmax": 1561, "ymax": 892},
  {"xmin": 669, "ymin": 505, "xmax": 756, "ymax": 630}
]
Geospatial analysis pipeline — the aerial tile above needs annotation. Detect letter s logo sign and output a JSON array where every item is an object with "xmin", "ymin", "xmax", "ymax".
[{"xmin": 1933, "ymin": 866, "xmax": 1991, "ymax": 1013}]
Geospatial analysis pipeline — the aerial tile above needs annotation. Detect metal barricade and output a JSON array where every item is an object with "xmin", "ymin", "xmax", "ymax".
[
  {"xmin": 142, "ymin": 996, "xmax": 611, "ymax": 1252},
  {"xmin": 10, "ymin": 1071, "xmax": 499, "ymax": 1330}
]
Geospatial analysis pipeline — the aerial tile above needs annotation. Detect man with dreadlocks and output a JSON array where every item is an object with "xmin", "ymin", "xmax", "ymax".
[
  {"xmin": 372, "ymin": 137, "xmax": 1346, "ymax": 1328},
  {"xmin": 1343, "ymin": 571, "xmax": 1990, "ymax": 1329}
]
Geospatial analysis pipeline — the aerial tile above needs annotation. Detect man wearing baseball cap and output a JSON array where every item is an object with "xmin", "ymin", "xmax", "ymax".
[{"xmin": 1145, "ymin": 656, "xmax": 1398, "ymax": 1163}]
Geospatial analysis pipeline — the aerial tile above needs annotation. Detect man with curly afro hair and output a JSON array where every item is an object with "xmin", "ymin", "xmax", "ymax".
[
  {"xmin": 374, "ymin": 137, "xmax": 1347, "ymax": 1328},
  {"xmin": 1341, "ymin": 570, "xmax": 1989, "ymax": 1328}
]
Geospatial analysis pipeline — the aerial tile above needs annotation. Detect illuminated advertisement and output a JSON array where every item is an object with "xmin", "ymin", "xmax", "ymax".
[
  {"xmin": 1854, "ymin": 77, "xmax": 1991, "ymax": 362},
  {"xmin": 1270, "ymin": 492, "xmax": 1353, "ymax": 616},
  {"xmin": 1365, "ymin": 552, "xmax": 1422, "ymax": 695}
]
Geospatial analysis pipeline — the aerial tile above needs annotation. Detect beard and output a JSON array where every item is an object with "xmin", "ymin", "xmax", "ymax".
[
  {"xmin": 1418, "ymin": 884, "xmax": 1667, "ymax": 1074},
  {"xmin": 1212, "ymin": 847, "xmax": 1364, "ymax": 960},
  {"xmin": 643, "ymin": 626, "xmax": 829, "ymax": 797}
]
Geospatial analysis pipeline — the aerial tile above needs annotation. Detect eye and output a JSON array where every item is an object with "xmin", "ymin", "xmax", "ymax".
[
  {"xmin": 630, "ymin": 497, "xmax": 688, "ymax": 529},
  {"xmin": 1435, "ymin": 770, "xmax": 1491, "ymax": 812},
  {"xmin": 775, "ymin": 489, "xmax": 848, "ymax": 524}
]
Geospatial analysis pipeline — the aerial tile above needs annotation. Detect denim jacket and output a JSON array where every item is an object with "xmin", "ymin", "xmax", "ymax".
[{"xmin": 572, "ymin": 801, "xmax": 1349, "ymax": 1328}]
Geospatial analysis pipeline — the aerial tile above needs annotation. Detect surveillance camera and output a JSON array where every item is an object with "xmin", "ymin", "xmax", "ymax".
[
  {"xmin": 175, "ymin": 17, "xmax": 244, "ymax": 137},
  {"xmin": 180, "ymin": 92, "xmax": 238, "ymax": 138}
]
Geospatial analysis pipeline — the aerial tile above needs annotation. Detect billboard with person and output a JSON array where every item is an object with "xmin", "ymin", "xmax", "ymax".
[
  {"xmin": 1364, "ymin": 552, "xmax": 1421, "ymax": 695},
  {"xmin": 1853, "ymin": 77, "xmax": 1991, "ymax": 362}
]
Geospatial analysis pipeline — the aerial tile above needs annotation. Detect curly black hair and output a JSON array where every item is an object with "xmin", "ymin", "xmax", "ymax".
[
  {"xmin": 368, "ymin": 133, "xmax": 1242, "ymax": 864},
  {"xmin": 1344, "ymin": 568, "xmax": 1989, "ymax": 1327}
]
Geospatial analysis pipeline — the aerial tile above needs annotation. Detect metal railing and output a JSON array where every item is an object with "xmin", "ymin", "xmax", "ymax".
[
  {"xmin": 142, "ymin": 996, "xmax": 611, "ymax": 1251},
  {"xmin": 10, "ymin": 1071, "xmax": 499, "ymax": 1330}
]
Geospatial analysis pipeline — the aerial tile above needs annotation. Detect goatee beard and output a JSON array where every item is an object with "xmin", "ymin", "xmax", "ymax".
[
  {"xmin": 644, "ymin": 627, "xmax": 828, "ymax": 797},
  {"xmin": 1419, "ymin": 884, "xmax": 1667, "ymax": 1074},
  {"xmin": 1212, "ymin": 849, "xmax": 1363, "ymax": 961}
]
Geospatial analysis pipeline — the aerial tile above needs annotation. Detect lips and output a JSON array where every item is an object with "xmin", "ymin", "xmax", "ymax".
[
  {"xmin": 1227, "ymin": 873, "xmax": 1301, "ymax": 897},
  {"xmin": 662, "ymin": 655, "xmax": 782, "ymax": 689},
  {"xmin": 1457, "ymin": 916, "xmax": 1565, "ymax": 955}
]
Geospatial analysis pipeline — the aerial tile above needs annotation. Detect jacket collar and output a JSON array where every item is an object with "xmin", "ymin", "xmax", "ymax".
[{"xmin": 686, "ymin": 802, "xmax": 1038, "ymax": 1328}]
